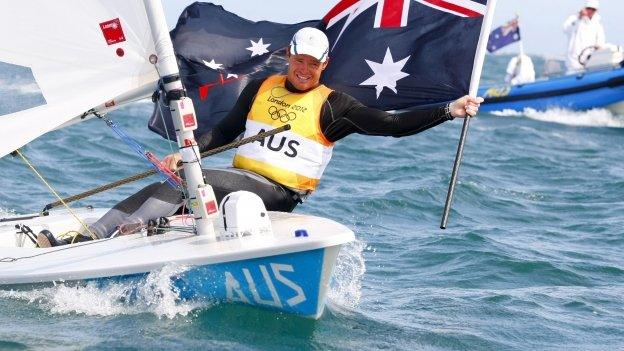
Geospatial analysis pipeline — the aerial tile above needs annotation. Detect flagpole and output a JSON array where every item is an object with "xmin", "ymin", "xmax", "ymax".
[
  {"xmin": 440, "ymin": 0, "xmax": 499, "ymax": 229},
  {"xmin": 517, "ymin": 14, "xmax": 525, "ymax": 57}
]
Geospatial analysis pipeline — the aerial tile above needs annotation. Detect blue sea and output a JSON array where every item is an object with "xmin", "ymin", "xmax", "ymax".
[{"xmin": 0, "ymin": 55, "xmax": 623, "ymax": 350}]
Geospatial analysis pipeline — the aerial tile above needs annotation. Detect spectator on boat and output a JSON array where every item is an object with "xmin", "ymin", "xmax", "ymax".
[
  {"xmin": 37, "ymin": 27, "xmax": 483, "ymax": 247},
  {"xmin": 505, "ymin": 54, "xmax": 536, "ymax": 85},
  {"xmin": 563, "ymin": 0, "xmax": 605, "ymax": 73}
]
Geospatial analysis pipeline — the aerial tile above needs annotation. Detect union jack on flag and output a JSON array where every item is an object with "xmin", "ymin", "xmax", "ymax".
[
  {"xmin": 324, "ymin": 0, "xmax": 486, "ymax": 31},
  {"xmin": 321, "ymin": 0, "xmax": 489, "ymax": 109}
]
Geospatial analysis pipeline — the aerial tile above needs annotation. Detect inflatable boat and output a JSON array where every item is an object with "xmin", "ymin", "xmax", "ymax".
[{"xmin": 480, "ymin": 47, "xmax": 624, "ymax": 114}]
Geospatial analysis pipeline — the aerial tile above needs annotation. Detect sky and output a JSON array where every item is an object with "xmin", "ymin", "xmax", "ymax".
[{"xmin": 162, "ymin": 0, "xmax": 624, "ymax": 58}]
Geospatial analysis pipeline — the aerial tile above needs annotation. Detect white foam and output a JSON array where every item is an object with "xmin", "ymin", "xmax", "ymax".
[
  {"xmin": 0, "ymin": 208, "xmax": 17, "ymax": 218},
  {"xmin": 490, "ymin": 109, "xmax": 525, "ymax": 117},
  {"xmin": 0, "ymin": 264, "xmax": 202, "ymax": 319},
  {"xmin": 497, "ymin": 107, "xmax": 624, "ymax": 128},
  {"xmin": 327, "ymin": 239, "xmax": 366, "ymax": 310}
]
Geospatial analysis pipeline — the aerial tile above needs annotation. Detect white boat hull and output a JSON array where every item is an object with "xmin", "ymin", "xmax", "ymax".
[{"xmin": 0, "ymin": 208, "xmax": 354, "ymax": 318}]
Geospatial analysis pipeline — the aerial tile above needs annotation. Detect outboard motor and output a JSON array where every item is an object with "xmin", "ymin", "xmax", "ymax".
[{"xmin": 217, "ymin": 191, "xmax": 273, "ymax": 240}]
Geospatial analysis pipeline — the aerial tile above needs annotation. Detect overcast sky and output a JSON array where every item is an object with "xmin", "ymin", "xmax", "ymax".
[{"xmin": 162, "ymin": 0, "xmax": 624, "ymax": 58}]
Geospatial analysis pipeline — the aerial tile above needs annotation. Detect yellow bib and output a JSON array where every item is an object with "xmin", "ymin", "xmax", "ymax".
[{"xmin": 233, "ymin": 75, "xmax": 333, "ymax": 191}]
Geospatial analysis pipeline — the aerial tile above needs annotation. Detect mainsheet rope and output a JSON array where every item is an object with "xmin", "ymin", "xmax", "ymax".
[{"xmin": 41, "ymin": 124, "xmax": 292, "ymax": 211}]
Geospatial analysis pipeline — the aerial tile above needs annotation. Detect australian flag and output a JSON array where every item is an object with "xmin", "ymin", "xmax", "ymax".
[
  {"xmin": 148, "ymin": 3, "xmax": 316, "ymax": 139},
  {"xmin": 149, "ymin": 0, "xmax": 489, "ymax": 139},
  {"xmin": 321, "ymin": 0, "xmax": 487, "ymax": 110},
  {"xmin": 487, "ymin": 17, "xmax": 521, "ymax": 53}
]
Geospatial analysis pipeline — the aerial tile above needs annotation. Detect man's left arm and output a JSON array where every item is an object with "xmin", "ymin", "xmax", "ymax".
[{"xmin": 321, "ymin": 92, "xmax": 481, "ymax": 142}]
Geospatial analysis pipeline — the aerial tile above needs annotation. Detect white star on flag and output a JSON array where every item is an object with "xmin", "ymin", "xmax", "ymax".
[
  {"xmin": 226, "ymin": 74, "xmax": 239, "ymax": 79},
  {"xmin": 202, "ymin": 59, "xmax": 223, "ymax": 70},
  {"xmin": 246, "ymin": 38, "xmax": 271, "ymax": 57},
  {"xmin": 360, "ymin": 47, "xmax": 410, "ymax": 98}
]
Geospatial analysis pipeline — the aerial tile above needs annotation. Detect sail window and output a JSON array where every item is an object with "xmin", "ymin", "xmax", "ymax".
[{"xmin": 0, "ymin": 61, "xmax": 46, "ymax": 116}]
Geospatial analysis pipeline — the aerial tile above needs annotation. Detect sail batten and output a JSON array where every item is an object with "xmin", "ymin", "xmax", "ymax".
[{"xmin": 0, "ymin": 1, "xmax": 160, "ymax": 158}]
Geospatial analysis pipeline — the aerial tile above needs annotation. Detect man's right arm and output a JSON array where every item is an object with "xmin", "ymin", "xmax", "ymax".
[{"xmin": 196, "ymin": 79, "xmax": 264, "ymax": 153}]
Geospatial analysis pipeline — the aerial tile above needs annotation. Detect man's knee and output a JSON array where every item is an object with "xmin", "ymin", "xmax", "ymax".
[{"xmin": 113, "ymin": 182, "xmax": 183, "ymax": 214}]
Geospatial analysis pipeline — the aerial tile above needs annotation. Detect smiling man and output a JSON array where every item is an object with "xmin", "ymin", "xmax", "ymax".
[
  {"xmin": 169, "ymin": 27, "xmax": 482, "ymax": 207},
  {"xmin": 37, "ymin": 27, "xmax": 483, "ymax": 247}
]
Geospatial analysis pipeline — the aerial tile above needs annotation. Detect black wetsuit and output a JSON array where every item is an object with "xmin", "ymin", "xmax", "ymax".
[
  {"xmin": 197, "ymin": 79, "xmax": 452, "ymax": 150},
  {"xmin": 89, "ymin": 78, "xmax": 453, "ymax": 238}
]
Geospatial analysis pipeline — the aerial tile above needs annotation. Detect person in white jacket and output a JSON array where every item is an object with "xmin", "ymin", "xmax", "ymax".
[
  {"xmin": 563, "ymin": 0, "xmax": 606, "ymax": 72},
  {"xmin": 505, "ymin": 54, "xmax": 536, "ymax": 85}
]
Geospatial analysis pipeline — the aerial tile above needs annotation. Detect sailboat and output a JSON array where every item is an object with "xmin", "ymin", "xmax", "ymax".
[{"xmin": 0, "ymin": 0, "xmax": 354, "ymax": 319}]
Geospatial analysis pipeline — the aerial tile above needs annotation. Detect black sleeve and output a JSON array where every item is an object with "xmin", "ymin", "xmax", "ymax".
[
  {"xmin": 197, "ymin": 79, "xmax": 264, "ymax": 153},
  {"xmin": 320, "ymin": 91, "xmax": 453, "ymax": 143}
]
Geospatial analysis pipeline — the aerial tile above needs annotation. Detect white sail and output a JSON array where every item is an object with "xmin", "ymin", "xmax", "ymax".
[{"xmin": 0, "ymin": 0, "xmax": 160, "ymax": 158}]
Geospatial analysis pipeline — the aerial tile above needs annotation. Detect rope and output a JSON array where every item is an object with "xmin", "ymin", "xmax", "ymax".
[
  {"xmin": 152, "ymin": 67, "xmax": 185, "ymax": 189},
  {"xmin": 155, "ymin": 90, "xmax": 182, "ymax": 182},
  {"xmin": 42, "ymin": 169, "xmax": 158, "ymax": 211},
  {"xmin": 15, "ymin": 150, "xmax": 98, "ymax": 240},
  {"xmin": 42, "ymin": 124, "xmax": 291, "ymax": 211},
  {"xmin": 153, "ymin": 68, "xmax": 178, "ymax": 154},
  {"xmin": 101, "ymin": 115, "xmax": 182, "ymax": 189},
  {"xmin": 191, "ymin": 124, "xmax": 291, "ymax": 158}
]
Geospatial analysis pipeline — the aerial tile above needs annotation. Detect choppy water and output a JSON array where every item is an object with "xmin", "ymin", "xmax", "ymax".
[{"xmin": 0, "ymin": 54, "xmax": 623, "ymax": 350}]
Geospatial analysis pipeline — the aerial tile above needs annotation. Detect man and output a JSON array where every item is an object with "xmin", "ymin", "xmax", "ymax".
[
  {"xmin": 563, "ymin": 0, "xmax": 606, "ymax": 73},
  {"xmin": 504, "ymin": 54, "xmax": 536, "ymax": 86},
  {"xmin": 37, "ymin": 27, "xmax": 483, "ymax": 247}
]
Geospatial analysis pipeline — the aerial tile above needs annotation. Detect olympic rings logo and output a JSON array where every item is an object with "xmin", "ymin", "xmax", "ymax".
[{"xmin": 268, "ymin": 106, "xmax": 297, "ymax": 123}]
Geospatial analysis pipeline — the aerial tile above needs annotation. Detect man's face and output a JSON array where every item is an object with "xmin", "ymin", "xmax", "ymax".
[
  {"xmin": 585, "ymin": 7, "xmax": 597, "ymax": 18},
  {"xmin": 286, "ymin": 52, "xmax": 329, "ymax": 91}
]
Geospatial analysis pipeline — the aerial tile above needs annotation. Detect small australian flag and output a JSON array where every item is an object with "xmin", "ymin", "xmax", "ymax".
[{"xmin": 487, "ymin": 17, "xmax": 521, "ymax": 53}]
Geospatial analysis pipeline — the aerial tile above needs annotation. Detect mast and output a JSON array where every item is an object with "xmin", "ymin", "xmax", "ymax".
[{"xmin": 142, "ymin": 0, "xmax": 218, "ymax": 238}]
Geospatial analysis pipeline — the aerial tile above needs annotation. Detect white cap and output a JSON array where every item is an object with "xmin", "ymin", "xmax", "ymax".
[
  {"xmin": 289, "ymin": 27, "xmax": 329, "ymax": 62},
  {"xmin": 585, "ymin": 0, "xmax": 599, "ymax": 9}
]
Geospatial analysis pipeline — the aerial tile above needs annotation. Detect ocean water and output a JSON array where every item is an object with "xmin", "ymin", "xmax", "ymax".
[{"xmin": 0, "ymin": 54, "xmax": 623, "ymax": 350}]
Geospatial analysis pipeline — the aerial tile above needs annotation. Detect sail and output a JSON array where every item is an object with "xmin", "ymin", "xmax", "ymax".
[{"xmin": 0, "ymin": 0, "xmax": 159, "ymax": 158}]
